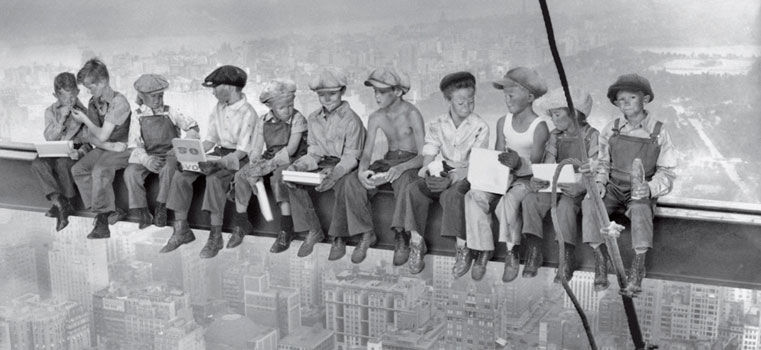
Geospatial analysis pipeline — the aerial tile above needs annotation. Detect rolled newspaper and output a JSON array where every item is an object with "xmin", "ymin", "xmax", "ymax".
[{"xmin": 255, "ymin": 179, "xmax": 274, "ymax": 221}]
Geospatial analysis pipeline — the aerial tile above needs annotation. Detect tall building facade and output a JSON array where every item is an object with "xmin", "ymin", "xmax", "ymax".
[
  {"xmin": 48, "ymin": 230, "xmax": 109, "ymax": 316},
  {"xmin": 245, "ymin": 270, "xmax": 302, "ymax": 338},
  {"xmin": 0, "ymin": 293, "xmax": 90, "ymax": 350}
]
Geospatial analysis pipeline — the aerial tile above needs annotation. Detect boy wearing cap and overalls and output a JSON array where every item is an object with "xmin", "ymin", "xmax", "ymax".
[
  {"xmin": 232, "ymin": 79, "xmax": 308, "ymax": 254},
  {"xmin": 463, "ymin": 67, "xmax": 549, "ymax": 282},
  {"xmin": 520, "ymin": 88, "xmax": 599, "ymax": 284},
  {"xmin": 31, "ymin": 72, "xmax": 91, "ymax": 232},
  {"xmin": 332, "ymin": 67, "xmax": 425, "ymax": 265},
  {"xmin": 285, "ymin": 68, "xmax": 366, "ymax": 260},
  {"xmin": 587, "ymin": 73, "xmax": 676, "ymax": 295},
  {"xmin": 124, "ymin": 74, "xmax": 200, "ymax": 230},
  {"xmin": 404, "ymin": 71, "xmax": 489, "ymax": 275},
  {"xmin": 160, "ymin": 65, "xmax": 257, "ymax": 259},
  {"xmin": 69, "ymin": 58, "xmax": 132, "ymax": 239}
]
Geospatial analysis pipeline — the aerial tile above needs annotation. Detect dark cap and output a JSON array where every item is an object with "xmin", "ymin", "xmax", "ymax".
[
  {"xmin": 606, "ymin": 73, "xmax": 654, "ymax": 104},
  {"xmin": 202, "ymin": 65, "xmax": 247, "ymax": 88},
  {"xmin": 439, "ymin": 71, "xmax": 476, "ymax": 93},
  {"xmin": 492, "ymin": 67, "xmax": 548, "ymax": 98}
]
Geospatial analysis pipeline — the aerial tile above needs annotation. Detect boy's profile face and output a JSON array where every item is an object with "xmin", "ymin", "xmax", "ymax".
[
  {"xmin": 83, "ymin": 77, "xmax": 108, "ymax": 99},
  {"xmin": 373, "ymin": 87, "xmax": 400, "ymax": 109},
  {"xmin": 615, "ymin": 90, "xmax": 649, "ymax": 118},
  {"xmin": 141, "ymin": 91, "xmax": 164, "ymax": 110},
  {"xmin": 54, "ymin": 88, "xmax": 79, "ymax": 108},
  {"xmin": 212, "ymin": 85, "xmax": 234, "ymax": 104},
  {"xmin": 503, "ymin": 86, "xmax": 533, "ymax": 114},
  {"xmin": 448, "ymin": 87, "xmax": 475, "ymax": 118},
  {"xmin": 317, "ymin": 89, "xmax": 343, "ymax": 112},
  {"xmin": 269, "ymin": 99, "xmax": 295, "ymax": 122},
  {"xmin": 549, "ymin": 108, "xmax": 573, "ymax": 132}
]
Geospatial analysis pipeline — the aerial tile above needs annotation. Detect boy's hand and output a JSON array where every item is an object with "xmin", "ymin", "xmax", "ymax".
[
  {"xmin": 386, "ymin": 166, "xmax": 403, "ymax": 183},
  {"xmin": 631, "ymin": 182, "xmax": 651, "ymax": 200},
  {"xmin": 184, "ymin": 129, "xmax": 200, "ymax": 140},
  {"xmin": 144, "ymin": 156, "xmax": 164, "ymax": 173},
  {"xmin": 68, "ymin": 149, "xmax": 80, "ymax": 160},
  {"xmin": 498, "ymin": 149, "xmax": 522, "ymax": 170},
  {"xmin": 529, "ymin": 177, "xmax": 550, "ymax": 192},
  {"xmin": 219, "ymin": 154, "xmax": 239, "ymax": 170},
  {"xmin": 425, "ymin": 175, "xmax": 451, "ymax": 193},
  {"xmin": 315, "ymin": 168, "xmax": 337, "ymax": 192},
  {"xmin": 198, "ymin": 161, "xmax": 222, "ymax": 175},
  {"xmin": 358, "ymin": 170, "xmax": 377, "ymax": 190},
  {"xmin": 558, "ymin": 182, "xmax": 585, "ymax": 197},
  {"xmin": 70, "ymin": 109, "xmax": 89, "ymax": 123}
]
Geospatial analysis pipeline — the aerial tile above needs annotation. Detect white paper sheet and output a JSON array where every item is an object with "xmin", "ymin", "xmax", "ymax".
[
  {"xmin": 282, "ymin": 170, "xmax": 325, "ymax": 186},
  {"xmin": 34, "ymin": 141, "xmax": 74, "ymax": 158},
  {"xmin": 531, "ymin": 163, "xmax": 578, "ymax": 193},
  {"xmin": 467, "ymin": 148, "xmax": 511, "ymax": 194}
]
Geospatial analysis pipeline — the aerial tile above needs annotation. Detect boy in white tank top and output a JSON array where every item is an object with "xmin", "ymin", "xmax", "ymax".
[{"xmin": 463, "ymin": 67, "xmax": 549, "ymax": 282}]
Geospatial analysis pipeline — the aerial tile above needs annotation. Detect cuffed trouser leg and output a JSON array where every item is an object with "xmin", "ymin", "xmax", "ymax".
[
  {"xmin": 125, "ymin": 164, "xmax": 150, "ymax": 209},
  {"xmin": 464, "ymin": 189, "xmax": 499, "ymax": 251},
  {"xmin": 330, "ymin": 172, "xmax": 371, "ymax": 238},
  {"xmin": 402, "ymin": 179, "xmax": 435, "ymax": 235},
  {"xmin": 288, "ymin": 186, "xmax": 323, "ymax": 233},
  {"xmin": 166, "ymin": 171, "xmax": 200, "ymax": 219},
  {"xmin": 581, "ymin": 196, "xmax": 603, "ymax": 245},
  {"xmin": 389, "ymin": 169, "xmax": 419, "ymax": 231},
  {"xmin": 439, "ymin": 180, "xmax": 469, "ymax": 240},
  {"xmin": 496, "ymin": 179, "xmax": 531, "ymax": 245},
  {"xmin": 203, "ymin": 169, "xmax": 235, "ymax": 226}
]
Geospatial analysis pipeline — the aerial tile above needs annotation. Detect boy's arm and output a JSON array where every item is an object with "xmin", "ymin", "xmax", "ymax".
[
  {"xmin": 127, "ymin": 113, "xmax": 149, "ymax": 165},
  {"xmin": 285, "ymin": 113, "xmax": 308, "ymax": 157},
  {"xmin": 290, "ymin": 120, "xmax": 321, "ymax": 172},
  {"xmin": 357, "ymin": 114, "xmax": 380, "ymax": 172},
  {"xmin": 494, "ymin": 116, "xmax": 506, "ymax": 151},
  {"xmin": 595, "ymin": 122, "xmax": 614, "ymax": 185},
  {"xmin": 331, "ymin": 116, "xmax": 365, "ymax": 179},
  {"xmin": 248, "ymin": 115, "xmax": 266, "ymax": 159},
  {"xmin": 43, "ymin": 107, "xmax": 65, "ymax": 141},
  {"xmin": 71, "ymin": 96, "xmax": 130, "ymax": 142},
  {"xmin": 390, "ymin": 108, "xmax": 426, "ymax": 177},
  {"xmin": 203, "ymin": 110, "xmax": 220, "ymax": 152},
  {"xmin": 543, "ymin": 132, "xmax": 558, "ymax": 164},
  {"xmin": 648, "ymin": 127, "xmax": 677, "ymax": 198},
  {"xmin": 529, "ymin": 121, "xmax": 549, "ymax": 164}
]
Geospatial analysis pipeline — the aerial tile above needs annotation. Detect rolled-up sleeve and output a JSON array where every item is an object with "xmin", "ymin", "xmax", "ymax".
[
  {"xmin": 204, "ymin": 110, "xmax": 220, "ymax": 145},
  {"xmin": 248, "ymin": 114, "xmax": 266, "ymax": 159},
  {"xmin": 234, "ymin": 107, "xmax": 257, "ymax": 154},
  {"xmin": 421, "ymin": 120, "xmax": 442, "ymax": 157},
  {"xmin": 170, "ymin": 108, "xmax": 198, "ymax": 131},
  {"xmin": 43, "ymin": 107, "xmax": 65, "ymax": 141},
  {"xmin": 648, "ymin": 128, "xmax": 677, "ymax": 198},
  {"xmin": 105, "ymin": 95, "xmax": 131, "ymax": 126},
  {"xmin": 334, "ymin": 116, "xmax": 365, "ymax": 178}
]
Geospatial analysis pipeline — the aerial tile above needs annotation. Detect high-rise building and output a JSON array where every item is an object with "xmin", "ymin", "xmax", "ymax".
[
  {"xmin": 741, "ymin": 309, "xmax": 761, "ymax": 350},
  {"xmin": 277, "ymin": 325, "xmax": 335, "ymax": 350},
  {"xmin": 154, "ymin": 316, "xmax": 206, "ymax": 350},
  {"xmin": 92, "ymin": 282, "xmax": 195, "ymax": 349},
  {"xmin": 563, "ymin": 271, "xmax": 602, "ymax": 313},
  {"xmin": 377, "ymin": 321, "xmax": 446, "ymax": 350},
  {"xmin": 48, "ymin": 229, "xmax": 109, "ymax": 316},
  {"xmin": 289, "ymin": 249, "xmax": 322, "ymax": 312},
  {"xmin": 0, "ymin": 243, "xmax": 38, "ymax": 300},
  {"xmin": 245, "ymin": 270, "xmax": 302, "ymax": 338},
  {"xmin": 205, "ymin": 313, "xmax": 278, "ymax": 350},
  {"xmin": 323, "ymin": 269, "xmax": 430, "ymax": 349},
  {"xmin": 443, "ymin": 278, "xmax": 500, "ymax": 349},
  {"xmin": 0, "ymin": 293, "xmax": 90, "ymax": 350},
  {"xmin": 432, "ymin": 256, "xmax": 454, "ymax": 312},
  {"xmin": 689, "ymin": 285, "xmax": 722, "ymax": 340},
  {"xmin": 133, "ymin": 234, "xmax": 183, "ymax": 288}
]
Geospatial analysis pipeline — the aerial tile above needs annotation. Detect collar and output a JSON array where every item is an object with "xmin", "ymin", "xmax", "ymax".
[
  {"xmin": 264, "ymin": 111, "xmax": 293, "ymax": 124},
  {"xmin": 444, "ymin": 111, "xmax": 475, "ymax": 129},
  {"xmin": 319, "ymin": 101, "xmax": 349, "ymax": 120},
  {"xmin": 221, "ymin": 94, "xmax": 248, "ymax": 110},
  {"xmin": 621, "ymin": 110, "xmax": 650, "ymax": 130},
  {"xmin": 137, "ymin": 104, "xmax": 170, "ymax": 116}
]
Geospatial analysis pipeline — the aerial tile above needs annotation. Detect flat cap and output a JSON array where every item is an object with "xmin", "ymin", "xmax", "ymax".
[
  {"xmin": 259, "ymin": 79, "xmax": 297, "ymax": 104},
  {"xmin": 536, "ymin": 87, "xmax": 593, "ymax": 120},
  {"xmin": 133, "ymin": 74, "xmax": 169, "ymax": 94},
  {"xmin": 493, "ymin": 67, "xmax": 548, "ymax": 98},
  {"xmin": 364, "ymin": 67, "xmax": 410, "ymax": 94},
  {"xmin": 308, "ymin": 68, "xmax": 347, "ymax": 92},
  {"xmin": 202, "ymin": 65, "xmax": 247, "ymax": 88},
  {"xmin": 606, "ymin": 73, "xmax": 654, "ymax": 104},
  {"xmin": 439, "ymin": 71, "xmax": 476, "ymax": 93}
]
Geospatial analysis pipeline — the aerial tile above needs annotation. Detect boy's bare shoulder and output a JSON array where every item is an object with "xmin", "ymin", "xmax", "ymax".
[{"xmin": 399, "ymin": 100, "xmax": 423, "ymax": 116}]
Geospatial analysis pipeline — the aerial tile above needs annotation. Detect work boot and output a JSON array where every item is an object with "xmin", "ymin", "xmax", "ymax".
[
  {"xmin": 160, "ymin": 220, "xmax": 196, "ymax": 253},
  {"xmin": 297, "ymin": 229, "xmax": 324, "ymax": 258},
  {"xmin": 228, "ymin": 212, "xmax": 252, "ymax": 249},
  {"xmin": 108, "ymin": 207, "xmax": 128, "ymax": 225},
  {"xmin": 625, "ymin": 252, "xmax": 647, "ymax": 295},
  {"xmin": 270, "ymin": 230, "xmax": 292, "ymax": 253},
  {"xmin": 408, "ymin": 238, "xmax": 427, "ymax": 275},
  {"xmin": 351, "ymin": 231, "xmax": 377, "ymax": 264},
  {"xmin": 199, "ymin": 227, "xmax": 224, "ymax": 259},
  {"xmin": 522, "ymin": 236, "xmax": 543, "ymax": 278},
  {"xmin": 593, "ymin": 245, "xmax": 610, "ymax": 292},
  {"xmin": 132, "ymin": 208, "xmax": 154, "ymax": 230},
  {"xmin": 153, "ymin": 203, "xmax": 168, "ymax": 227},
  {"xmin": 471, "ymin": 250, "xmax": 493, "ymax": 281},
  {"xmin": 53, "ymin": 196, "xmax": 71, "ymax": 232},
  {"xmin": 392, "ymin": 229, "xmax": 411, "ymax": 266},
  {"xmin": 452, "ymin": 245, "xmax": 474, "ymax": 278},
  {"xmin": 554, "ymin": 243, "xmax": 576, "ymax": 283},
  {"xmin": 329, "ymin": 237, "xmax": 347, "ymax": 261},
  {"xmin": 45, "ymin": 205, "xmax": 58, "ymax": 218},
  {"xmin": 502, "ymin": 245, "xmax": 520, "ymax": 283},
  {"xmin": 87, "ymin": 213, "xmax": 110, "ymax": 239}
]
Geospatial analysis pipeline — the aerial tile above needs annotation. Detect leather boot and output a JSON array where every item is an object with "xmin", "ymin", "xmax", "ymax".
[
  {"xmin": 270, "ymin": 230, "xmax": 292, "ymax": 253},
  {"xmin": 160, "ymin": 220, "xmax": 196, "ymax": 253},
  {"xmin": 471, "ymin": 250, "xmax": 492, "ymax": 281},
  {"xmin": 297, "ymin": 229, "xmax": 324, "ymax": 258},
  {"xmin": 502, "ymin": 244, "xmax": 520, "ymax": 283},
  {"xmin": 132, "ymin": 208, "xmax": 154, "ymax": 230},
  {"xmin": 199, "ymin": 227, "xmax": 224, "ymax": 259},
  {"xmin": 108, "ymin": 207, "xmax": 127, "ymax": 225},
  {"xmin": 452, "ymin": 245, "xmax": 474, "ymax": 278},
  {"xmin": 392, "ymin": 229, "xmax": 411, "ymax": 266},
  {"xmin": 625, "ymin": 252, "xmax": 647, "ymax": 295},
  {"xmin": 408, "ymin": 238, "xmax": 427, "ymax": 275},
  {"xmin": 554, "ymin": 243, "xmax": 576, "ymax": 283},
  {"xmin": 153, "ymin": 202, "xmax": 168, "ymax": 227},
  {"xmin": 53, "ymin": 196, "xmax": 71, "ymax": 232},
  {"xmin": 328, "ymin": 237, "xmax": 347, "ymax": 261},
  {"xmin": 522, "ymin": 236, "xmax": 543, "ymax": 278},
  {"xmin": 351, "ymin": 231, "xmax": 377, "ymax": 264},
  {"xmin": 593, "ymin": 245, "xmax": 610, "ymax": 292},
  {"xmin": 227, "ymin": 212, "xmax": 252, "ymax": 249},
  {"xmin": 45, "ymin": 205, "xmax": 58, "ymax": 218},
  {"xmin": 87, "ymin": 213, "xmax": 111, "ymax": 239}
]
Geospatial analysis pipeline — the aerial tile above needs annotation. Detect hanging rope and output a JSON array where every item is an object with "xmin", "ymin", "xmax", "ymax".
[{"xmin": 536, "ymin": 0, "xmax": 654, "ymax": 349}]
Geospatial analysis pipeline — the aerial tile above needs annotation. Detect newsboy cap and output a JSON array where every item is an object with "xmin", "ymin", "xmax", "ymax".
[
  {"xmin": 133, "ymin": 74, "xmax": 169, "ymax": 94},
  {"xmin": 308, "ymin": 68, "xmax": 347, "ymax": 92},
  {"xmin": 259, "ymin": 79, "xmax": 297, "ymax": 104},
  {"xmin": 202, "ymin": 65, "xmax": 247, "ymax": 88},
  {"xmin": 536, "ymin": 87, "xmax": 593, "ymax": 121},
  {"xmin": 438, "ymin": 71, "xmax": 476, "ymax": 93},
  {"xmin": 492, "ymin": 67, "xmax": 548, "ymax": 98},
  {"xmin": 364, "ymin": 67, "xmax": 411, "ymax": 94},
  {"xmin": 606, "ymin": 73, "xmax": 654, "ymax": 104}
]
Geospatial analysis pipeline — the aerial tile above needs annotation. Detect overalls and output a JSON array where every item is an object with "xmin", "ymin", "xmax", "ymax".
[
  {"xmin": 125, "ymin": 112, "xmax": 180, "ymax": 209},
  {"xmin": 586, "ymin": 119, "xmax": 662, "ymax": 249}
]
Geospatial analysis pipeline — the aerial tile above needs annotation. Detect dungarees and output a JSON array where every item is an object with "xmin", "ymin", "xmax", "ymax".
[
  {"xmin": 235, "ymin": 118, "xmax": 308, "ymax": 209},
  {"xmin": 597, "ymin": 119, "xmax": 662, "ymax": 249},
  {"xmin": 124, "ymin": 113, "xmax": 180, "ymax": 209},
  {"xmin": 521, "ymin": 128, "xmax": 593, "ymax": 245}
]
